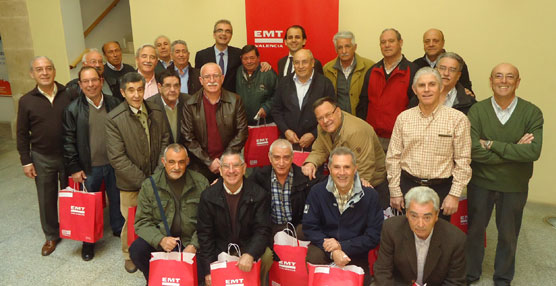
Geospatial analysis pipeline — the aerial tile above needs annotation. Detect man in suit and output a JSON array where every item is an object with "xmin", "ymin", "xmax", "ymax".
[
  {"xmin": 272, "ymin": 49, "xmax": 335, "ymax": 150},
  {"xmin": 147, "ymin": 70, "xmax": 186, "ymax": 144},
  {"xmin": 374, "ymin": 186, "xmax": 466, "ymax": 286},
  {"xmin": 166, "ymin": 40, "xmax": 202, "ymax": 95},
  {"xmin": 277, "ymin": 25, "xmax": 324, "ymax": 79}
]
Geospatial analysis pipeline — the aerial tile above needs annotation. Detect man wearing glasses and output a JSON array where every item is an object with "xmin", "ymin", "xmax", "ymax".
[
  {"xmin": 302, "ymin": 97, "xmax": 389, "ymax": 208},
  {"xmin": 181, "ymin": 63, "xmax": 248, "ymax": 181}
]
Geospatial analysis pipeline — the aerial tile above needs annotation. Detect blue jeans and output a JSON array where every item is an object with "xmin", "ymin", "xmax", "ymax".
[{"xmin": 85, "ymin": 165, "xmax": 124, "ymax": 233}]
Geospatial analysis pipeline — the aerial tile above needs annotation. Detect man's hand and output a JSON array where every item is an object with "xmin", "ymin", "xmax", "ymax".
[
  {"xmin": 237, "ymin": 253, "xmax": 254, "ymax": 272},
  {"xmin": 441, "ymin": 194, "xmax": 459, "ymax": 215},
  {"xmin": 159, "ymin": 237, "xmax": 179, "ymax": 252},
  {"xmin": 23, "ymin": 164, "xmax": 37, "ymax": 178},
  {"xmin": 184, "ymin": 244, "xmax": 197, "ymax": 253},
  {"xmin": 301, "ymin": 163, "xmax": 317, "ymax": 180},
  {"xmin": 284, "ymin": 129, "xmax": 300, "ymax": 144},
  {"xmin": 390, "ymin": 196, "xmax": 404, "ymax": 212},
  {"xmin": 360, "ymin": 178, "xmax": 373, "ymax": 188},
  {"xmin": 323, "ymin": 238, "xmax": 341, "ymax": 252},
  {"xmin": 331, "ymin": 250, "xmax": 351, "ymax": 267},
  {"xmin": 209, "ymin": 158, "xmax": 221, "ymax": 174},
  {"xmin": 464, "ymin": 88, "xmax": 475, "ymax": 98},
  {"xmin": 71, "ymin": 171, "xmax": 87, "ymax": 184},
  {"xmin": 517, "ymin": 133, "xmax": 534, "ymax": 144},
  {"xmin": 298, "ymin": 133, "xmax": 315, "ymax": 148},
  {"xmin": 256, "ymin": 108, "xmax": 267, "ymax": 119},
  {"xmin": 205, "ymin": 274, "xmax": 212, "ymax": 286},
  {"xmin": 260, "ymin": 62, "xmax": 272, "ymax": 72},
  {"xmin": 479, "ymin": 139, "xmax": 492, "ymax": 150}
]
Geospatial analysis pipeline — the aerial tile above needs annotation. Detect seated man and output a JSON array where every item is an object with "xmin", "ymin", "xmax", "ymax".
[
  {"xmin": 374, "ymin": 186, "xmax": 466, "ymax": 285},
  {"xmin": 250, "ymin": 139, "xmax": 321, "ymax": 235},
  {"xmin": 129, "ymin": 143, "xmax": 209, "ymax": 281},
  {"xmin": 197, "ymin": 151, "xmax": 272, "ymax": 286},
  {"xmin": 303, "ymin": 147, "xmax": 383, "ymax": 285}
]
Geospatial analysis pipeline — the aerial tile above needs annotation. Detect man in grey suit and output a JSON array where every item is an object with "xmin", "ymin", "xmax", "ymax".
[{"xmin": 374, "ymin": 186, "xmax": 466, "ymax": 286}]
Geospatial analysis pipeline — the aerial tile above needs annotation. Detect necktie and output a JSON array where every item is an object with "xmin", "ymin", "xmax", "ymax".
[
  {"xmin": 219, "ymin": 52, "xmax": 225, "ymax": 75},
  {"xmin": 286, "ymin": 56, "xmax": 293, "ymax": 76}
]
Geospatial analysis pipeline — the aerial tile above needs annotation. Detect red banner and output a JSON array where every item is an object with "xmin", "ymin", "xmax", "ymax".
[{"xmin": 245, "ymin": 0, "xmax": 339, "ymax": 73}]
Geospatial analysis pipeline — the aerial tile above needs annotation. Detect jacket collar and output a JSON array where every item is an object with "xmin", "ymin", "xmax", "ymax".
[
  {"xmin": 325, "ymin": 172, "xmax": 365, "ymax": 206},
  {"xmin": 375, "ymin": 54, "xmax": 410, "ymax": 72}
]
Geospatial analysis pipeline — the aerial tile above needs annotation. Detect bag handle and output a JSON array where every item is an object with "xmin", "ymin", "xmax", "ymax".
[
  {"xmin": 227, "ymin": 243, "xmax": 241, "ymax": 257},
  {"xmin": 282, "ymin": 222, "xmax": 300, "ymax": 247},
  {"xmin": 149, "ymin": 176, "xmax": 172, "ymax": 237},
  {"xmin": 255, "ymin": 116, "xmax": 268, "ymax": 127}
]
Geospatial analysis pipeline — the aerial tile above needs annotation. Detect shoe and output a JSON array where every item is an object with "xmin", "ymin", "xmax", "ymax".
[
  {"xmin": 81, "ymin": 242, "xmax": 95, "ymax": 261},
  {"xmin": 113, "ymin": 230, "xmax": 121, "ymax": 237},
  {"xmin": 124, "ymin": 259, "xmax": 137, "ymax": 273},
  {"xmin": 467, "ymin": 278, "xmax": 480, "ymax": 285},
  {"xmin": 41, "ymin": 239, "xmax": 61, "ymax": 256}
]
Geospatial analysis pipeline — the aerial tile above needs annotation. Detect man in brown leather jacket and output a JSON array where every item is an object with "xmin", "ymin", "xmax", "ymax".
[
  {"xmin": 106, "ymin": 72, "xmax": 170, "ymax": 273},
  {"xmin": 181, "ymin": 62, "xmax": 248, "ymax": 181}
]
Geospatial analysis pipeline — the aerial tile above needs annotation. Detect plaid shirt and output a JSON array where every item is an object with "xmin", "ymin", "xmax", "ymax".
[
  {"xmin": 332, "ymin": 186, "xmax": 353, "ymax": 214},
  {"xmin": 270, "ymin": 169, "xmax": 294, "ymax": 224}
]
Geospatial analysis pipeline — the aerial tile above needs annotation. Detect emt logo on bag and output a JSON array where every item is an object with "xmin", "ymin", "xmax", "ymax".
[
  {"xmin": 278, "ymin": 261, "xmax": 296, "ymax": 271},
  {"xmin": 225, "ymin": 278, "xmax": 245, "ymax": 286},
  {"xmin": 70, "ymin": 206, "xmax": 85, "ymax": 216},
  {"xmin": 161, "ymin": 277, "xmax": 181, "ymax": 286}
]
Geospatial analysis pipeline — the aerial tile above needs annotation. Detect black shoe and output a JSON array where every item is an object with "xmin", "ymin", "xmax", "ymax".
[
  {"xmin": 113, "ymin": 230, "xmax": 121, "ymax": 237},
  {"xmin": 81, "ymin": 242, "xmax": 95, "ymax": 261}
]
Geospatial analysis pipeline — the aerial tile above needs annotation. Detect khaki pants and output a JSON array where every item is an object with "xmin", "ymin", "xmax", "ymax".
[{"xmin": 120, "ymin": 190, "xmax": 139, "ymax": 260}]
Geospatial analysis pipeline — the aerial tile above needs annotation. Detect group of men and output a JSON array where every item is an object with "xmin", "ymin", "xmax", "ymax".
[{"xmin": 16, "ymin": 17, "xmax": 543, "ymax": 286}]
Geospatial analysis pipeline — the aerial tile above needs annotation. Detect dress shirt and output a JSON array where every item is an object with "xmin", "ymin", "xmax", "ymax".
[
  {"xmin": 85, "ymin": 94, "xmax": 104, "ymax": 110},
  {"xmin": 214, "ymin": 46, "xmax": 228, "ymax": 75},
  {"xmin": 415, "ymin": 229, "xmax": 433, "ymax": 286},
  {"xmin": 174, "ymin": 65, "xmax": 190, "ymax": 94},
  {"xmin": 425, "ymin": 55, "xmax": 438, "ymax": 68},
  {"xmin": 340, "ymin": 58, "xmax": 356, "ymax": 79},
  {"xmin": 444, "ymin": 87, "xmax": 457, "ymax": 108},
  {"xmin": 283, "ymin": 53, "xmax": 295, "ymax": 76},
  {"xmin": 270, "ymin": 169, "xmax": 294, "ymax": 224},
  {"xmin": 138, "ymin": 71, "xmax": 158, "ymax": 99},
  {"xmin": 384, "ymin": 55, "xmax": 403, "ymax": 75},
  {"xmin": 491, "ymin": 96, "xmax": 517, "ymax": 125},
  {"xmin": 293, "ymin": 70, "xmax": 314, "ymax": 109},
  {"xmin": 106, "ymin": 61, "xmax": 123, "ymax": 71},
  {"xmin": 386, "ymin": 104, "xmax": 471, "ymax": 198},
  {"xmin": 37, "ymin": 85, "xmax": 58, "ymax": 104}
]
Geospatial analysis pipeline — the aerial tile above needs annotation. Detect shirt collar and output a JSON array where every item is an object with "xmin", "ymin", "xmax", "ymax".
[
  {"xmin": 161, "ymin": 95, "xmax": 179, "ymax": 110},
  {"xmin": 223, "ymin": 182, "xmax": 243, "ymax": 195},
  {"xmin": 271, "ymin": 168, "xmax": 294, "ymax": 184},
  {"xmin": 129, "ymin": 102, "xmax": 145, "ymax": 115},
  {"xmin": 174, "ymin": 64, "xmax": 189, "ymax": 74},
  {"xmin": 425, "ymin": 55, "xmax": 438, "ymax": 67},
  {"xmin": 444, "ymin": 87, "xmax": 458, "ymax": 107},
  {"xmin": 85, "ymin": 94, "xmax": 104, "ymax": 109},
  {"xmin": 106, "ymin": 61, "xmax": 123, "ymax": 71},
  {"xmin": 214, "ymin": 46, "xmax": 228, "ymax": 55},
  {"xmin": 491, "ymin": 96, "xmax": 518, "ymax": 112},
  {"xmin": 293, "ymin": 70, "xmax": 315, "ymax": 84},
  {"xmin": 37, "ymin": 84, "xmax": 57, "ymax": 98},
  {"xmin": 414, "ymin": 228, "xmax": 434, "ymax": 244}
]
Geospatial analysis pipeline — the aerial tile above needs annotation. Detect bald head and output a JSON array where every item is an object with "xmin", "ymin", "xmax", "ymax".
[
  {"xmin": 490, "ymin": 63, "xmax": 520, "ymax": 79},
  {"xmin": 83, "ymin": 49, "xmax": 104, "ymax": 74},
  {"xmin": 490, "ymin": 63, "xmax": 521, "ymax": 99},
  {"xmin": 423, "ymin": 29, "xmax": 445, "ymax": 61},
  {"xmin": 293, "ymin": 49, "xmax": 315, "ymax": 83}
]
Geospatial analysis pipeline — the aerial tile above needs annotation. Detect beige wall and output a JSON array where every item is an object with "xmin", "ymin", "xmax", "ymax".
[{"xmin": 131, "ymin": 0, "xmax": 555, "ymax": 204}]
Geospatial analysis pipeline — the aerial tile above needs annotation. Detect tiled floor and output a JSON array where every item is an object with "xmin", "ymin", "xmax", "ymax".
[{"xmin": 1, "ymin": 123, "xmax": 555, "ymax": 285}]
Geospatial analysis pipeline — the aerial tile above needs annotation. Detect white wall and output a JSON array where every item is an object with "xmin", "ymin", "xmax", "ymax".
[
  {"xmin": 81, "ymin": 0, "xmax": 132, "ymax": 51},
  {"xmin": 60, "ymin": 0, "xmax": 85, "ymax": 74}
]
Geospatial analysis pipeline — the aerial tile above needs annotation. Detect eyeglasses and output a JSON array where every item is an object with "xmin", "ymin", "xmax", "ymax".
[
  {"xmin": 316, "ymin": 106, "xmax": 338, "ymax": 122},
  {"xmin": 221, "ymin": 162, "xmax": 244, "ymax": 170},
  {"xmin": 493, "ymin": 73, "xmax": 517, "ymax": 81},
  {"xmin": 215, "ymin": 29, "xmax": 232, "ymax": 34},
  {"xmin": 437, "ymin": 65, "xmax": 458, "ymax": 74},
  {"xmin": 201, "ymin": 74, "xmax": 222, "ymax": 80},
  {"xmin": 80, "ymin": 78, "xmax": 100, "ymax": 85},
  {"xmin": 162, "ymin": 83, "xmax": 180, "ymax": 90}
]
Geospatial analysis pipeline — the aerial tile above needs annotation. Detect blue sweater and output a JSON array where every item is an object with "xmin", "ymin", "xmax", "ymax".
[{"xmin": 302, "ymin": 178, "xmax": 383, "ymax": 258}]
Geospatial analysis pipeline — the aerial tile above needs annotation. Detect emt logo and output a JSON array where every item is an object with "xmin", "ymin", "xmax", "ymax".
[
  {"xmin": 256, "ymin": 138, "xmax": 269, "ymax": 147},
  {"xmin": 70, "ymin": 206, "xmax": 85, "ymax": 216},
  {"xmin": 254, "ymin": 30, "xmax": 284, "ymax": 48},
  {"xmin": 161, "ymin": 277, "xmax": 181, "ymax": 286},
  {"xmin": 278, "ymin": 261, "xmax": 296, "ymax": 271},
  {"xmin": 225, "ymin": 278, "xmax": 244, "ymax": 286}
]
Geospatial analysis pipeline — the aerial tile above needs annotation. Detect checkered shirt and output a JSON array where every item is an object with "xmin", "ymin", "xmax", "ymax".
[{"xmin": 270, "ymin": 169, "xmax": 294, "ymax": 224}]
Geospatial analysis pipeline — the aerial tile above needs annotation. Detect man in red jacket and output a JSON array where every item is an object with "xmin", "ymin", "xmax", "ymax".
[{"xmin": 356, "ymin": 28, "xmax": 417, "ymax": 152}]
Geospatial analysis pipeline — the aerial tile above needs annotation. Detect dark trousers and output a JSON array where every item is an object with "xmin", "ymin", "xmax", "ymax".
[
  {"xmin": 400, "ymin": 173, "xmax": 452, "ymax": 221},
  {"xmin": 32, "ymin": 151, "xmax": 66, "ymax": 240},
  {"xmin": 84, "ymin": 165, "xmax": 124, "ymax": 233},
  {"xmin": 465, "ymin": 183, "xmax": 528, "ymax": 286},
  {"xmin": 306, "ymin": 244, "xmax": 371, "ymax": 285}
]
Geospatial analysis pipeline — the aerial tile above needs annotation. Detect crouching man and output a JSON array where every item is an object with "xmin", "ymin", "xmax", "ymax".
[{"xmin": 129, "ymin": 143, "xmax": 209, "ymax": 281}]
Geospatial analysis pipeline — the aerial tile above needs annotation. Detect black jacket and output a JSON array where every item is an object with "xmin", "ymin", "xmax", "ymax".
[
  {"xmin": 197, "ymin": 178, "xmax": 271, "ymax": 276},
  {"xmin": 249, "ymin": 164, "xmax": 321, "ymax": 226},
  {"xmin": 146, "ymin": 93, "xmax": 187, "ymax": 144},
  {"xmin": 277, "ymin": 55, "xmax": 324, "ymax": 79},
  {"xmin": 413, "ymin": 52, "xmax": 473, "ymax": 92},
  {"xmin": 165, "ymin": 63, "xmax": 203, "ymax": 95},
  {"xmin": 195, "ymin": 45, "xmax": 242, "ymax": 92},
  {"xmin": 62, "ymin": 93, "xmax": 121, "ymax": 175},
  {"xmin": 272, "ymin": 72, "xmax": 336, "ymax": 139}
]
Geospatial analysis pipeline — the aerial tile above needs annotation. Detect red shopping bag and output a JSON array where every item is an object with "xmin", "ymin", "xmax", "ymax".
[
  {"xmin": 450, "ymin": 198, "xmax": 468, "ymax": 233},
  {"xmin": 68, "ymin": 177, "xmax": 106, "ymax": 208},
  {"xmin": 211, "ymin": 244, "xmax": 261, "ymax": 286},
  {"xmin": 127, "ymin": 206, "xmax": 138, "ymax": 247},
  {"xmin": 148, "ymin": 251, "xmax": 197, "ymax": 286},
  {"xmin": 244, "ymin": 123, "xmax": 279, "ymax": 167},
  {"xmin": 368, "ymin": 245, "xmax": 379, "ymax": 276},
  {"xmin": 59, "ymin": 186, "xmax": 104, "ymax": 243},
  {"xmin": 293, "ymin": 150, "xmax": 310, "ymax": 166},
  {"xmin": 269, "ymin": 224, "xmax": 311, "ymax": 286},
  {"xmin": 308, "ymin": 264, "xmax": 364, "ymax": 286}
]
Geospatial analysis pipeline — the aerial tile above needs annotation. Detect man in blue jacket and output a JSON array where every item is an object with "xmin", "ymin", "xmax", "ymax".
[{"xmin": 302, "ymin": 146, "xmax": 383, "ymax": 285}]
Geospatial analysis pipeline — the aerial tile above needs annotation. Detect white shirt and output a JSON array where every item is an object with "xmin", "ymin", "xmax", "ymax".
[
  {"xmin": 37, "ymin": 85, "xmax": 58, "ymax": 104},
  {"xmin": 425, "ymin": 55, "xmax": 438, "ymax": 68},
  {"xmin": 106, "ymin": 61, "xmax": 123, "ymax": 71},
  {"xmin": 85, "ymin": 94, "xmax": 104, "ymax": 110},
  {"xmin": 283, "ymin": 53, "xmax": 295, "ymax": 76},
  {"xmin": 223, "ymin": 183, "xmax": 243, "ymax": 195},
  {"xmin": 341, "ymin": 58, "xmax": 356, "ymax": 79},
  {"xmin": 444, "ymin": 87, "xmax": 458, "ymax": 108},
  {"xmin": 293, "ymin": 70, "xmax": 314, "ymax": 109},
  {"xmin": 415, "ymin": 229, "xmax": 433, "ymax": 286},
  {"xmin": 491, "ymin": 96, "xmax": 518, "ymax": 125}
]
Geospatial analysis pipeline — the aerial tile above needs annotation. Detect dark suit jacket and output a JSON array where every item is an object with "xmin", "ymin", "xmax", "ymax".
[
  {"xmin": 155, "ymin": 60, "xmax": 171, "ymax": 78},
  {"xmin": 195, "ymin": 45, "xmax": 241, "ymax": 92},
  {"xmin": 277, "ymin": 55, "xmax": 324, "ymax": 79},
  {"xmin": 165, "ymin": 62, "xmax": 203, "ymax": 95},
  {"xmin": 374, "ymin": 216, "xmax": 466, "ymax": 286},
  {"xmin": 271, "ymin": 72, "xmax": 335, "ymax": 139},
  {"xmin": 413, "ymin": 53, "xmax": 473, "ymax": 92},
  {"xmin": 146, "ymin": 93, "xmax": 187, "ymax": 144}
]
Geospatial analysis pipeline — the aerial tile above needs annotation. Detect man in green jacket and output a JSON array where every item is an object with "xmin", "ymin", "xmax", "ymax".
[
  {"xmin": 129, "ymin": 143, "xmax": 209, "ymax": 281},
  {"xmin": 323, "ymin": 31, "xmax": 375, "ymax": 115},
  {"xmin": 466, "ymin": 63, "xmax": 543, "ymax": 286}
]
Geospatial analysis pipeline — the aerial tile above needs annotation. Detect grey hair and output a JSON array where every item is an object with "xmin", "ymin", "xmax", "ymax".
[
  {"xmin": 213, "ymin": 19, "xmax": 232, "ymax": 33},
  {"xmin": 404, "ymin": 186, "xmax": 440, "ymax": 212},
  {"xmin": 200, "ymin": 62, "xmax": 223, "ymax": 76},
  {"xmin": 328, "ymin": 146, "xmax": 356, "ymax": 166},
  {"xmin": 135, "ymin": 44, "xmax": 157, "ymax": 58},
  {"xmin": 269, "ymin": 139, "xmax": 293, "ymax": 156},
  {"xmin": 81, "ymin": 48, "xmax": 101, "ymax": 63},
  {"xmin": 437, "ymin": 52, "xmax": 465, "ymax": 72},
  {"xmin": 381, "ymin": 28, "xmax": 402, "ymax": 41},
  {"xmin": 333, "ymin": 31, "xmax": 356, "ymax": 47},
  {"xmin": 154, "ymin": 35, "xmax": 170, "ymax": 45},
  {"xmin": 29, "ymin": 56, "xmax": 55, "ymax": 71},
  {"xmin": 220, "ymin": 150, "xmax": 245, "ymax": 164},
  {"xmin": 412, "ymin": 67, "xmax": 443, "ymax": 90},
  {"xmin": 119, "ymin": 72, "xmax": 145, "ymax": 90},
  {"xmin": 163, "ymin": 143, "xmax": 188, "ymax": 160},
  {"xmin": 170, "ymin": 40, "xmax": 188, "ymax": 53}
]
